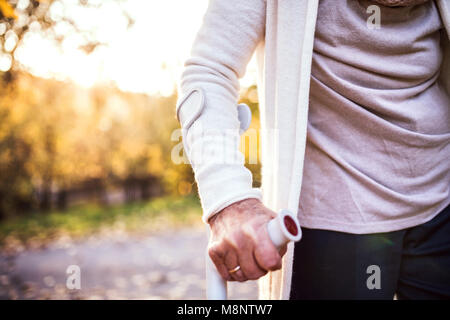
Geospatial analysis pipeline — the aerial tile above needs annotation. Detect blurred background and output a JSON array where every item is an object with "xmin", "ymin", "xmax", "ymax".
[{"xmin": 0, "ymin": 0, "xmax": 262, "ymax": 299}]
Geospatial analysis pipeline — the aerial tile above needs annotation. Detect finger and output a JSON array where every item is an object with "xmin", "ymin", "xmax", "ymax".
[
  {"xmin": 240, "ymin": 251, "xmax": 267, "ymax": 280},
  {"xmin": 232, "ymin": 269, "xmax": 246, "ymax": 282},
  {"xmin": 208, "ymin": 245, "xmax": 232, "ymax": 281},
  {"xmin": 254, "ymin": 226, "xmax": 282, "ymax": 271},
  {"xmin": 223, "ymin": 250, "xmax": 245, "ymax": 282},
  {"xmin": 237, "ymin": 239, "xmax": 267, "ymax": 280}
]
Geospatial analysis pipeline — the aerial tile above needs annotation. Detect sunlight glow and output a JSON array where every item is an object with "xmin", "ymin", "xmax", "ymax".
[{"xmin": 14, "ymin": 0, "xmax": 258, "ymax": 96}]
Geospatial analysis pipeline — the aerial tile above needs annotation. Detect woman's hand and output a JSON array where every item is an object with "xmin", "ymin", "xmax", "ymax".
[{"xmin": 207, "ymin": 198, "xmax": 287, "ymax": 282}]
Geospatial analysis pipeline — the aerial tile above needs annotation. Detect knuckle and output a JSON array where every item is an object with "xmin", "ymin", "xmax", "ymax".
[
  {"xmin": 241, "ymin": 224, "xmax": 258, "ymax": 243},
  {"xmin": 264, "ymin": 255, "xmax": 281, "ymax": 271},
  {"xmin": 227, "ymin": 230, "xmax": 247, "ymax": 250},
  {"xmin": 223, "ymin": 236, "xmax": 239, "ymax": 250},
  {"xmin": 208, "ymin": 244, "xmax": 223, "ymax": 260},
  {"xmin": 208, "ymin": 245, "xmax": 216, "ymax": 256},
  {"xmin": 233, "ymin": 271, "xmax": 247, "ymax": 282}
]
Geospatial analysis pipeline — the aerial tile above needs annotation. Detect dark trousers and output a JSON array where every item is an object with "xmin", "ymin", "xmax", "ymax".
[{"xmin": 290, "ymin": 203, "xmax": 450, "ymax": 300}]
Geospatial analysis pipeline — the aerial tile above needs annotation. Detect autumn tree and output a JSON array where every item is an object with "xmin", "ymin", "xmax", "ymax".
[{"xmin": 0, "ymin": 0, "xmax": 133, "ymax": 217}]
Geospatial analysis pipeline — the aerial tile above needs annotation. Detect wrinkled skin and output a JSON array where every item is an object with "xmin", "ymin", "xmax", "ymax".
[{"xmin": 207, "ymin": 198, "xmax": 287, "ymax": 282}]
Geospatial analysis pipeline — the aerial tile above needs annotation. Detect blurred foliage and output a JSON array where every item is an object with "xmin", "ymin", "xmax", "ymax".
[
  {"xmin": 0, "ymin": 0, "xmax": 58, "ymax": 77},
  {"xmin": 0, "ymin": 0, "xmax": 17, "ymax": 19},
  {"xmin": 0, "ymin": 195, "xmax": 202, "ymax": 250},
  {"xmin": 0, "ymin": 71, "xmax": 197, "ymax": 218}
]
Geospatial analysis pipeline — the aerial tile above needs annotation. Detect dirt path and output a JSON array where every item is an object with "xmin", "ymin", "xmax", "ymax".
[{"xmin": 0, "ymin": 227, "xmax": 258, "ymax": 300}]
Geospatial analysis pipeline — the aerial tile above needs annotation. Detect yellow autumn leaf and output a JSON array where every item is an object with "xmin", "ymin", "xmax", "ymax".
[{"xmin": 0, "ymin": 0, "xmax": 17, "ymax": 19}]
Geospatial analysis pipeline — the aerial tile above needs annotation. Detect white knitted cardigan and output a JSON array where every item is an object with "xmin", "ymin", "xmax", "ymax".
[{"xmin": 176, "ymin": 0, "xmax": 450, "ymax": 300}]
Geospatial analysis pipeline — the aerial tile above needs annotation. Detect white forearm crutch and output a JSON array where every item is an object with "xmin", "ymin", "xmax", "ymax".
[{"xmin": 205, "ymin": 104, "xmax": 302, "ymax": 300}]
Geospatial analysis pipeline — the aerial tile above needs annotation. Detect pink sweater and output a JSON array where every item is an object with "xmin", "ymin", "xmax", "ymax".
[{"xmin": 298, "ymin": 0, "xmax": 450, "ymax": 233}]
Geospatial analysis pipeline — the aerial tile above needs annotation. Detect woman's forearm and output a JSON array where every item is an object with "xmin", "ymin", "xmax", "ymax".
[{"xmin": 177, "ymin": 0, "xmax": 266, "ymax": 223}]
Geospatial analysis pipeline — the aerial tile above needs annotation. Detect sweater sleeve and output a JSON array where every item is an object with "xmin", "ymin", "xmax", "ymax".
[{"xmin": 177, "ymin": 0, "xmax": 266, "ymax": 223}]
